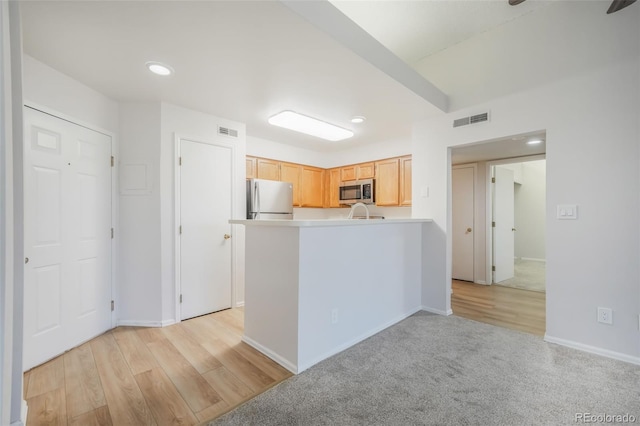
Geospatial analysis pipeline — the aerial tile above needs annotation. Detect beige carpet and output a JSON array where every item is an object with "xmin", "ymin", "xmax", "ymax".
[
  {"xmin": 211, "ymin": 312, "xmax": 639, "ymax": 425},
  {"xmin": 495, "ymin": 258, "xmax": 545, "ymax": 292}
]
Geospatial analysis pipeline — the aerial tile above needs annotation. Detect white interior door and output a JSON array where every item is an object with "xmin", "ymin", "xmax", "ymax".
[
  {"xmin": 452, "ymin": 166, "xmax": 474, "ymax": 281},
  {"xmin": 23, "ymin": 107, "xmax": 112, "ymax": 370},
  {"xmin": 179, "ymin": 138, "xmax": 232, "ymax": 320},
  {"xmin": 493, "ymin": 166, "xmax": 515, "ymax": 283}
]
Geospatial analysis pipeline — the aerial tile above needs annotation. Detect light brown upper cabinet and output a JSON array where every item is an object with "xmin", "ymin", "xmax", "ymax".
[
  {"xmin": 256, "ymin": 158, "xmax": 280, "ymax": 180},
  {"xmin": 246, "ymin": 156, "xmax": 257, "ymax": 179},
  {"xmin": 300, "ymin": 166, "xmax": 324, "ymax": 207},
  {"xmin": 325, "ymin": 168, "xmax": 341, "ymax": 208},
  {"xmin": 375, "ymin": 158, "xmax": 400, "ymax": 206},
  {"xmin": 356, "ymin": 162, "xmax": 375, "ymax": 179},
  {"xmin": 400, "ymin": 156, "xmax": 412, "ymax": 206},
  {"xmin": 341, "ymin": 162, "xmax": 374, "ymax": 181},
  {"xmin": 280, "ymin": 162, "xmax": 301, "ymax": 206}
]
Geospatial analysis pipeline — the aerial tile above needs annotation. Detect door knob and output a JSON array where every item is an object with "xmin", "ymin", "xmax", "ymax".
[
  {"xmin": 466, "ymin": 228, "xmax": 472, "ymax": 233},
  {"xmin": 512, "ymin": 228, "xmax": 516, "ymax": 231},
  {"xmin": 224, "ymin": 234, "xmax": 231, "ymax": 240}
]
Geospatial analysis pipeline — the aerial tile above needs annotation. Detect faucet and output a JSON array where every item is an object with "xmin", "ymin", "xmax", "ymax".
[{"xmin": 347, "ymin": 202, "xmax": 370, "ymax": 219}]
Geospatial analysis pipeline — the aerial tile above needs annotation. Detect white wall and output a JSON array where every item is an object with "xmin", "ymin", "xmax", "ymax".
[
  {"xmin": 22, "ymin": 55, "xmax": 119, "ymax": 133},
  {"xmin": 247, "ymin": 136, "xmax": 330, "ymax": 168},
  {"xmin": 247, "ymin": 134, "xmax": 412, "ymax": 169},
  {"xmin": 160, "ymin": 103, "xmax": 247, "ymax": 318},
  {"xmin": 513, "ymin": 160, "xmax": 546, "ymax": 260},
  {"xmin": 414, "ymin": 56, "xmax": 640, "ymax": 360},
  {"xmin": 118, "ymin": 103, "xmax": 162, "ymax": 324}
]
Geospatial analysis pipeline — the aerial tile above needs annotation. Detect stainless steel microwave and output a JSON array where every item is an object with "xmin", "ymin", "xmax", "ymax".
[{"xmin": 339, "ymin": 179, "xmax": 375, "ymax": 205}]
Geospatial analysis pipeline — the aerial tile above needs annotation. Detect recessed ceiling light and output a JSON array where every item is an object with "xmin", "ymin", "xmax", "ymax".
[
  {"xmin": 527, "ymin": 139, "xmax": 543, "ymax": 145},
  {"xmin": 351, "ymin": 116, "xmax": 366, "ymax": 124},
  {"xmin": 146, "ymin": 61, "xmax": 174, "ymax": 76},
  {"xmin": 268, "ymin": 111, "xmax": 353, "ymax": 142}
]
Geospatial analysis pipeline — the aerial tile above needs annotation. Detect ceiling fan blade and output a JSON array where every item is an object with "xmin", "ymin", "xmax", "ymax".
[
  {"xmin": 607, "ymin": 0, "xmax": 637, "ymax": 13},
  {"xmin": 508, "ymin": 0, "xmax": 526, "ymax": 5}
]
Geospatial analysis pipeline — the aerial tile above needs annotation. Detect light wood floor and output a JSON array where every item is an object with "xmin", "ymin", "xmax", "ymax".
[
  {"xmin": 23, "ymin": 308, "xmax": 292, "ymax": 426},
  {"xmin": 451, "ymin": 280, "xmax": 546, "ymax": 336}
]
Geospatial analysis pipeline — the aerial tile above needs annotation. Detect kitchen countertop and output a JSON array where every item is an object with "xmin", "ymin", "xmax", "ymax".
[{"xmin": 229, "ymin": 218, "xmax": 432, "ymax": 227}]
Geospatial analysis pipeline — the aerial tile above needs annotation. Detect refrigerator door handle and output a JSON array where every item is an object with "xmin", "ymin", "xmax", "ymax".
[{"xmin": 254, "ymin": 181, "xmax": 260, "ymax": 220}]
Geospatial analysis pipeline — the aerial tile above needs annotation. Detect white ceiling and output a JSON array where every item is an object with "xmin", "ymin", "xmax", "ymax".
[
  {"xmin": 451, "ymin": 130, "xmax": 546, "ymax": 165},
  {"xmin": 21, "ymin": 0, "xmax": 632, "ymax": 157}
]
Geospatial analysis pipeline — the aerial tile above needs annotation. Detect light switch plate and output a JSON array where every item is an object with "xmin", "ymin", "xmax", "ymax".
[{"xmin": 557, "ymin": 204, "xmax": 578, "ymax": 220}]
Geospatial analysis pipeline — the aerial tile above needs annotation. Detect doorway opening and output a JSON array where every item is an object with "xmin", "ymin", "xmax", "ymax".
[
  {"xmin": 449, "ymin": 131, "xmax": 547, "ymax": 336},
  {"xmin": 490, "ymin": 159, "xmax": 546, "ymax": 293}
]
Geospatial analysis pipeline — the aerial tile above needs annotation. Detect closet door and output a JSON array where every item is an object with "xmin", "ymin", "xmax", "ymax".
[{"xmin": 23, "ymin": 107, "xmax": 112, "ymax": 370}]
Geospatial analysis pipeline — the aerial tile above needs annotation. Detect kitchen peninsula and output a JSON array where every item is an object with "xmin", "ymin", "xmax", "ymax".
[{"xmin": 230, "ymin": 218, "xmax": 434, "ymax": 374}]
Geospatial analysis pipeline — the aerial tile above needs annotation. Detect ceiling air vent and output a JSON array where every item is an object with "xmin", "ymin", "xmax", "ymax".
[
  {"xmin": 218, "ymin": 126, "xmax": 238, "ymax": 138},
  {"xmin": 453, "ymin": 111, "xmax": 490, "ymax": 128}
]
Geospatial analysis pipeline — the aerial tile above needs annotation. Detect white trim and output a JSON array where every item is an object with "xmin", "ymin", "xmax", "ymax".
[
  {"xmin": 297, "ymin": 307, "xmax": 423, "ymax": 374},
  {"xmin": 422, "ymin": 306, "xmax": 453, "ymax": 316},
  {"xmin": 520, "ymin": 257, "xmax": 546, "ymax": 262},
  {"xmin": 235, "ymin": 301, "xmax": 245, "ymax": 308},
  {"xmin": 544, "ymin": 334, "xmax": 640, "ymax": 366},
  {"xmin": 242, "ymin": 335, "xmax": 298, "ymax": 374},
  {"xmin": 22, "ymin": 102, "xmax": 118, "ymax": 330},
  {"xmin": 174, "ymin": 133, "xmax": 237, "ymax": 323},
  {"xmin": 451, "ymin": 163, "xmax": 477, "ymax": 283},
  {"xmin": 486, "ymin": 154, "xmax": 546, "ymax": 285},
  {"xmin": 116, "ymin": 320, "xmax": 165, "ymax": 328},
  {"xmin": 22, "ymin": 100, "xmax": 114, "ymax": 138},
  {"xmin": 474, "ymin": 280, "xmax": 488, "ymax": 285}
]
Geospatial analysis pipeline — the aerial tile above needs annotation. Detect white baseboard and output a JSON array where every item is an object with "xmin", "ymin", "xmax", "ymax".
[
  {"xmin": 296, "ymin": 306, "xmax": 423, "ymax": 374},
  {"xmin": 116, "ymin": 320, "xmax": 164, "ymax": 327},
  {"xmin": 16, "ymin": 399, "xmax": 28, "ymax": 426},
  {"xmin": 474, "ymin": 280, "xmax": 487, "ymax": 285},
  {"xmin": 421, "ymin": 306, "xmax": 453, "ymax": 316},
  {"xmin": 243, "ymin": 306, "xmax": 423, "ymax": 375},
  {"xmin": 520, "ymin": 257, "xmax": 546, "ymax": 262},
  {"xmin": 544, "ymin": 334, "xmax": 640, "ymax": 366},
  {"xmin": 235, "ymin": 301, "xmax": 245, "ymax": 308},
  {"xmin": 242, "ymin": 335, "xmax": 298, "ymax": 374}
]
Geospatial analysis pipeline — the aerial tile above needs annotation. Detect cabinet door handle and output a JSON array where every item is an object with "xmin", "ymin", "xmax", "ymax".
[{"xmin": 224, "ymin": 234, "xmax": 231, "ymax": 240}]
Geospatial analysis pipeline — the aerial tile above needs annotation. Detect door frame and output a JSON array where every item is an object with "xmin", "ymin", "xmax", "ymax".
[
  {"xmin": 23, "ymin": 101, "xmax": 117, "ymax": 329},
  {"xmin": 451, "ymin": 163, "xmax": 477, "ymax": 282},
  {"xmin": 173, "ymin": 134, "xmax": 237, "ymax": 323},
  {"xmin": 485, "ymin": 154, "xmax": 545, "ymax": 285}
]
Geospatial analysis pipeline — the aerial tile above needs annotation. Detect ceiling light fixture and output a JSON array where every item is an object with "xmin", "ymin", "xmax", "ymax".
[
  {"xmin": 351, "ymin": 116, "xmax": 366, "ymax": 124},
  {"xmin": 268, "ymin": 111, "xmax": 353, "ymax": 141},
  {"xmin": 146, "ymin": 61, "xmax": 174, "ymax": 76},
  {"xmin": 527, "ymin": 139, "xmax": 543, "ymax": 145}
]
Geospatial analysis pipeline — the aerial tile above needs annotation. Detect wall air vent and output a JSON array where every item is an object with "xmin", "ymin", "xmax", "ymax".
[
  {"xmin": 218, "ymin": 126, "xmax": 238, "ymax": 138},
  {"xmin": 453, "ymin": 111, "xmax": 490, "ymax": 128}
]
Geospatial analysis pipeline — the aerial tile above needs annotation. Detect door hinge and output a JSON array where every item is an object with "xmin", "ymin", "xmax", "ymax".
[
  {"xmin": 111, "ymin": 228, "xmax": 114, "ymax": 239},
  {"xmin": 111, "ymin": 156, "xmax": 115, "ymax": 167},
  {"xmin": 179, "ymin": 294, "xmax": 183, "ymax": 304},
  {"xmin": 179, "ymin": 225, "xmax": 182, "ymax": 235},
  {"xmin": 492, "ymin": 266, "xmax": 496, "ymax": 272},
  {"xmin": 492, "ymin": 221, "xmax": 495, "ymax": 227},
  {"xmin": 491, "ymin": 177, "xmax": 495, "ymax": 183},
  {"xmin": 179, "ymin": 157, "xmax": 182, "ymax": 166},
  {"xmin": 111, "ymin": 300, "xmax": 115, "ymax": 311}
]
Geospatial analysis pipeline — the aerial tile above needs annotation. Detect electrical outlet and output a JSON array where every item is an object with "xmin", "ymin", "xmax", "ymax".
[
  {"xmin": 597, "ymin": 307, "xmax": 613, "ymax": 325},
  {"xmin": 331, "ymin": 308, "xmax": 339, "ymax": 324}
]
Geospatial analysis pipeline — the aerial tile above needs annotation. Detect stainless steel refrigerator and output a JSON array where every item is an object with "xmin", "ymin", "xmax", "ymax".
[{"xmin": 246, "ymin": 178, "xmax": 294, "ymax": 220}]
